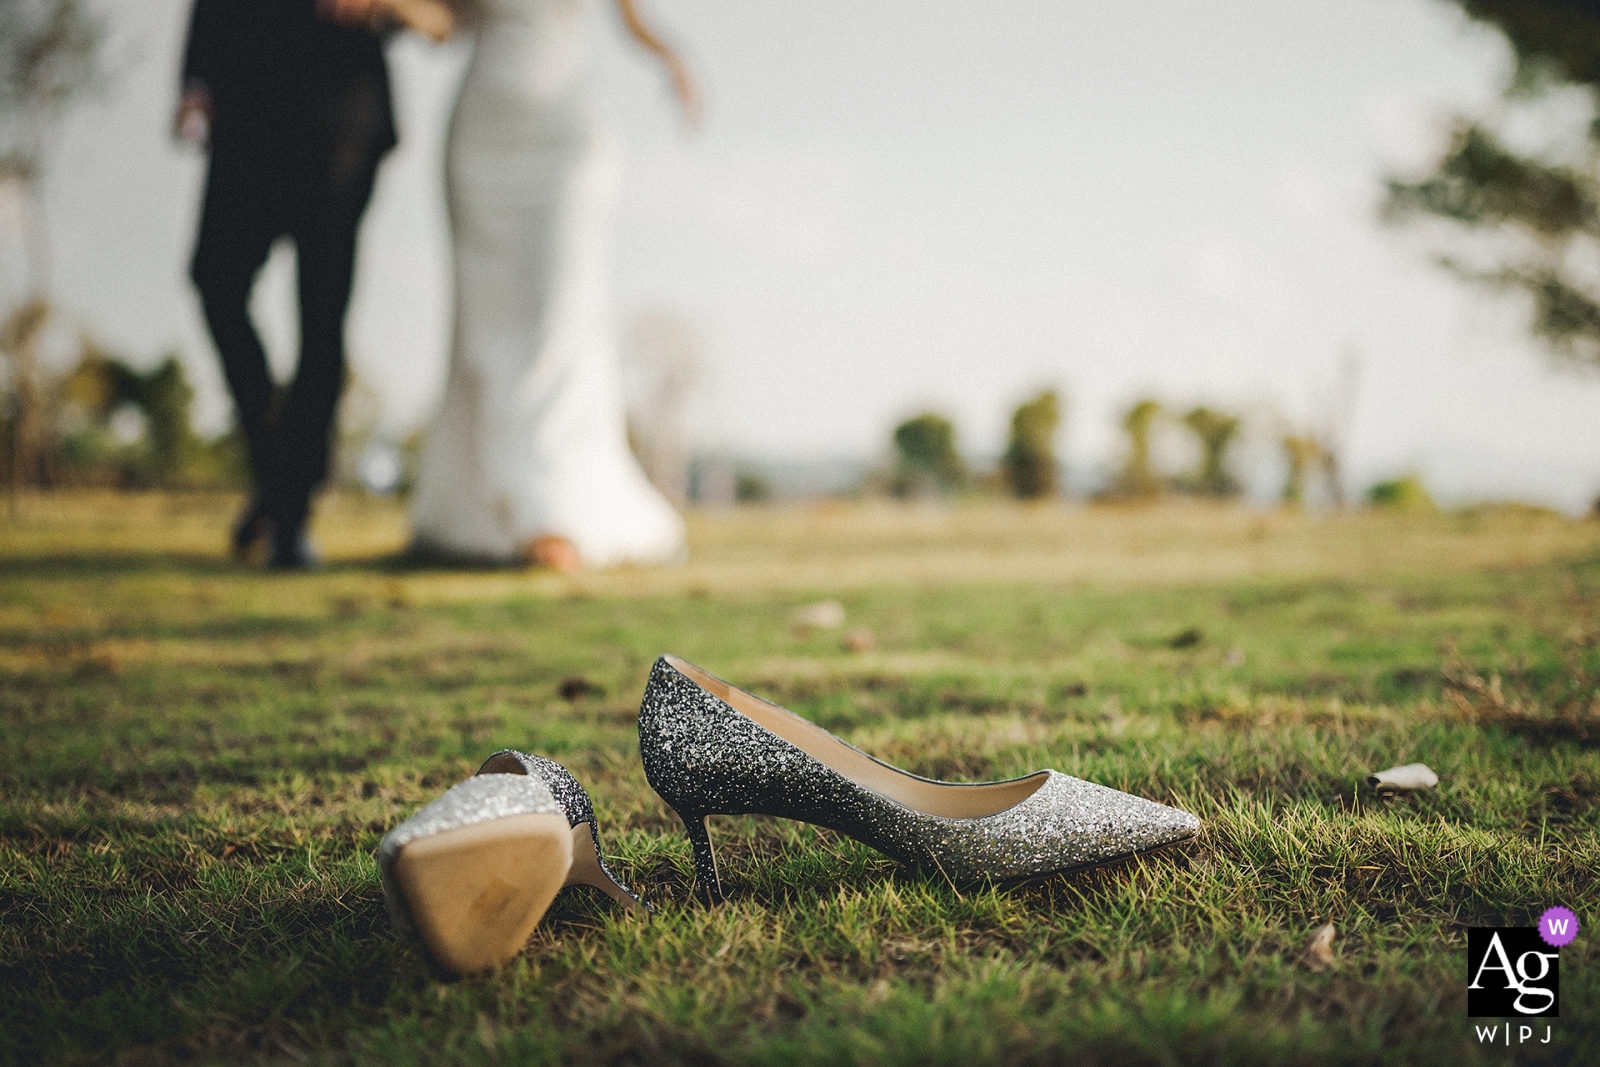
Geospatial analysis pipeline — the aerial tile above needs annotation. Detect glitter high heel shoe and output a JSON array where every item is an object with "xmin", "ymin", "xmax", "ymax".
[
  {"xmin": 637, "ymin": 655, "xmax": 1201, "ymax": 902},
  {"xmin": 379, "ymin": 753, "xmax": 644, "ymax": 973}
]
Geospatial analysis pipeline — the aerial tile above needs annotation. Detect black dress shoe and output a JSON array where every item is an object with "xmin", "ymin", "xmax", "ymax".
[
  {"xmin": 267, "ymin": 520, "xmax": 319, "ymax": 570},
  {"xmin": 230, "ymin": 497, "xmax": 266, "ymax": 560}
]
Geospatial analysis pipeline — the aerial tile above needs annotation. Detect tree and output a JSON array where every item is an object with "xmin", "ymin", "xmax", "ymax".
[
  {"xmin": 1116, "ymin": 398, "xmax": 1162, "ymax": 498},
  {"xmin": 1, "ymin": 296, "xmax": 50, "ymax": 492},
  {"xmin": 1385, "ymin": 0, "xmax": 1600, "ymax": 367},
  {"xmin": 1179, "ymin": 406, "xmax": 1241, "ymax": 497},
  {"xmin": 0, "ymin": 0, "xmax": 104, "ymax": 494},
  {"xmin": 891, "ymin": 412, "xmax": 964, "ymax": 497},
  {"xmin": 1280, "ymin": 434, "xmax": 1325, "ymax": 507},
  {"xmin": 1001, "ymin": 389, "xmax": 1061, "ymax": 499},
  {"xmin": 1, "ymin": 0, "xmax": 103, "ymax": 284},
  {"xmin": 110, "ymin": 355, "xmax": 196, "ymax": 483}
]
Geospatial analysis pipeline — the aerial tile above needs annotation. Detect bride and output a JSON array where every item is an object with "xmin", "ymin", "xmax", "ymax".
[{"xmin": 329, "ymin": 0, "xmax": 696, "ymax": 569}]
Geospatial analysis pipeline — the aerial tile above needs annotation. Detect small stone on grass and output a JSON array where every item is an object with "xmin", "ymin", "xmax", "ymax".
[
  {"xmin": 792, "ymin": 600, "xmax": 846, "ymax": 636},
  {"xmin": 1169, "ymin": 626, "xmax": 1204, "ymax": 649},
  {"xmin": 559, "ymin": 675, "xmax": 605, "ymax": 701}
]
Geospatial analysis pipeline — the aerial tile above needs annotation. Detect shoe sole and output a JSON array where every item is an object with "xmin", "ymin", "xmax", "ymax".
[{"xmin": 392, "ymin": 811, "xmax": 573, "ymax": 973}]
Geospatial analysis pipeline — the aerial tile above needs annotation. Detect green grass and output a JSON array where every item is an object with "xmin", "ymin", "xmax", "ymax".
[{"xmin": 2, "ymin": 492, "xmax": 1598, "ymax": 1065}]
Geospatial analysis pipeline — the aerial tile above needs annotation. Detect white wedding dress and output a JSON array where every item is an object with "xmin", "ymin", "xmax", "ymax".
[{"xmin": 410, "ymin": 0, "xmax": 686, "ymax": 566}]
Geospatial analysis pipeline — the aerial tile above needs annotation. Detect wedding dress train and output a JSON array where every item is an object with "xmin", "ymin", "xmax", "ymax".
[{"xmin": 411, "ymin": 0, "xmax": 686, "ymax": 566}]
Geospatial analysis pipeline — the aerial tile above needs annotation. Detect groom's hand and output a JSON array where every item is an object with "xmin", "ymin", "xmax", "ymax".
[{"xmin": 174, "ymin": 81, "xmax": 213, "ymax": 146}]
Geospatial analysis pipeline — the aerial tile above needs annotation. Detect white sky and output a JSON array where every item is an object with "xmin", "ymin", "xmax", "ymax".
[{"xmin": 29, "ymin": 0, "xmax": 1600, "ymax": 509}]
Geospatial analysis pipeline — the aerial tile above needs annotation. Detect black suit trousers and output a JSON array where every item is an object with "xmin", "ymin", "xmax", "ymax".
[{"xmin": 191, "ymin": 123, "xmax": 383, "ymax": 530}]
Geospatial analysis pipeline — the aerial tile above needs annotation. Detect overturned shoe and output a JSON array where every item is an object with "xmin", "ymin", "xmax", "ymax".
[
  {"xmin": 379, "ymin": 752, "xmax": 645, "ymax": 974},
  {"xmin": 638, "ymin": 655, "xmax": 1201, "ymax": 902},
  {"xmin": 379, "ymin": 773, "xmax": 572, "ymax": 974},
  {"xmin": 266, "ymin": 518, "xmax": 318, "ymax": 571}
]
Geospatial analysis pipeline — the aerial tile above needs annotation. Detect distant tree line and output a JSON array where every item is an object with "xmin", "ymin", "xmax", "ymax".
[
  {"xmin": 889, "ymin": 389, "xmax": 1063, "ymax": 501},
  {"xmin": 883, "ymin": 390, "xmax": 1397, "ymax": 508},
  {"xmin": 891, "ymin": 392, "xmax": 1258, "ymax": 504}
]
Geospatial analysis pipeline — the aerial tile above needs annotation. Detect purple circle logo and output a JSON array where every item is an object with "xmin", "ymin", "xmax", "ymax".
[{"xmin": 1538, "ymin": 906, "xmax": 1579, "ymax": 948}]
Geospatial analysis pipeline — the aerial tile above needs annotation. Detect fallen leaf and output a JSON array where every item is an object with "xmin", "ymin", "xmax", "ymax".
[
  {"xmin": 1305, "ymin": 923, "xmax": 1336, "ymax": 971},
  {"xmin": 1366, "ymin": 763, "xmax": 1438, "ymax": 795}
]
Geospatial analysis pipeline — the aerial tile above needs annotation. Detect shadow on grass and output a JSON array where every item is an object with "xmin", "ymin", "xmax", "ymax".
[
  {"xmin": 665, "ymin": 817, "xmax": 1203, "ymax": 918},
  {"xmin": 0, "ymin": 612, "xmax": 340, "ymax": 652},
  {"xmin": 0, "ymin": 551, "xmax": 239, "ymax": 579},
  {"xmin": 0, "ymin": 890, "xmax": 417, "ymax": 1065},
  {"xmin": 0, "ymin": 549, "xmax": 531, "ymax": 580}
]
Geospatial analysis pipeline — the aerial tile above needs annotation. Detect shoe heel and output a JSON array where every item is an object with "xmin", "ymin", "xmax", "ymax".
[
  {"xmin": 678, "ymin": 810, "xmax": 724, "ymax": 903},
  {"xmin": 565, "ymin": 823, "xmax": 649, "ymax": 912}
]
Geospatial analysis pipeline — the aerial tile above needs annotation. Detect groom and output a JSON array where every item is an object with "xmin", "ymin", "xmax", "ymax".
[{"xmin": 177, "ymin": 0, "xmax": 395, "ymax": 567}]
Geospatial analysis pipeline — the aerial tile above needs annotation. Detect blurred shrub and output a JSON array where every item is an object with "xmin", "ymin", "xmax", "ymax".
[
  {"xmin": 1002, "ymin": 389, "xmax": 1060, "ymax": 499},
  {"xmin": 1112, "ymin": 398, "xmax": 1162, "ymax": 498},
  {"xmin": 735, "ymin": 470, "xmax": 771, "ymax": 503},
  {"xmin": 1368, "ymin": 474, "xmax": 1435, "ymax": 511},
  {"xmin": 1280, "ymin": 435, "xmax": 1325, "ymax": 506},
  {"xmin": 111, "ymin": 356, "xmax": 192, "ymax": 482},
  {"xmin": 892, "ymin": 412, "xmax": 965, "ymax": 497},
  {"xmin": 40, "ymin": 344, "xmax": 245, "ymax": 489}
]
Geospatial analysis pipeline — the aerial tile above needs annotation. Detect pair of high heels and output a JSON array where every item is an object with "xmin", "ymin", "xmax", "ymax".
[{"xmin": 380, "ymin": 656, "xmax": 1201, "ymax": 973}]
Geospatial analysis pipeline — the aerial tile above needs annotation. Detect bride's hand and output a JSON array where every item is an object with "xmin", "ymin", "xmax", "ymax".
[
  {"xmin": 385, "ymin": 0, "xmax": 457, "ymax": 42},
  {"xmin": 616, "ymin": 0, "xmax": 701, "ymax": 128},
  {"xmin": 664, "ymin": 53, "xmax": 702, "ymax": 128}
]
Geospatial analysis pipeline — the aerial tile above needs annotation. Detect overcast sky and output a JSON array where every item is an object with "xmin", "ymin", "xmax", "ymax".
[{"xmin": 27, "ymin": 0, "xmax": 1600, "ymax": 509}]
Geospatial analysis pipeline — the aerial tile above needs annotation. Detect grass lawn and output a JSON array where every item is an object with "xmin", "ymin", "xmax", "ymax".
[{"xmin": 2, "ymin": 491, "xmax": 1597, "ymax": 1065}]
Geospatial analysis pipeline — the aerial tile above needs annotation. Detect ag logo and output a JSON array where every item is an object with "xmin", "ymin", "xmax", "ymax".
[{"xmin": 1467, "ymin": 928, "xmax": 1559, "ymax": 1018}]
